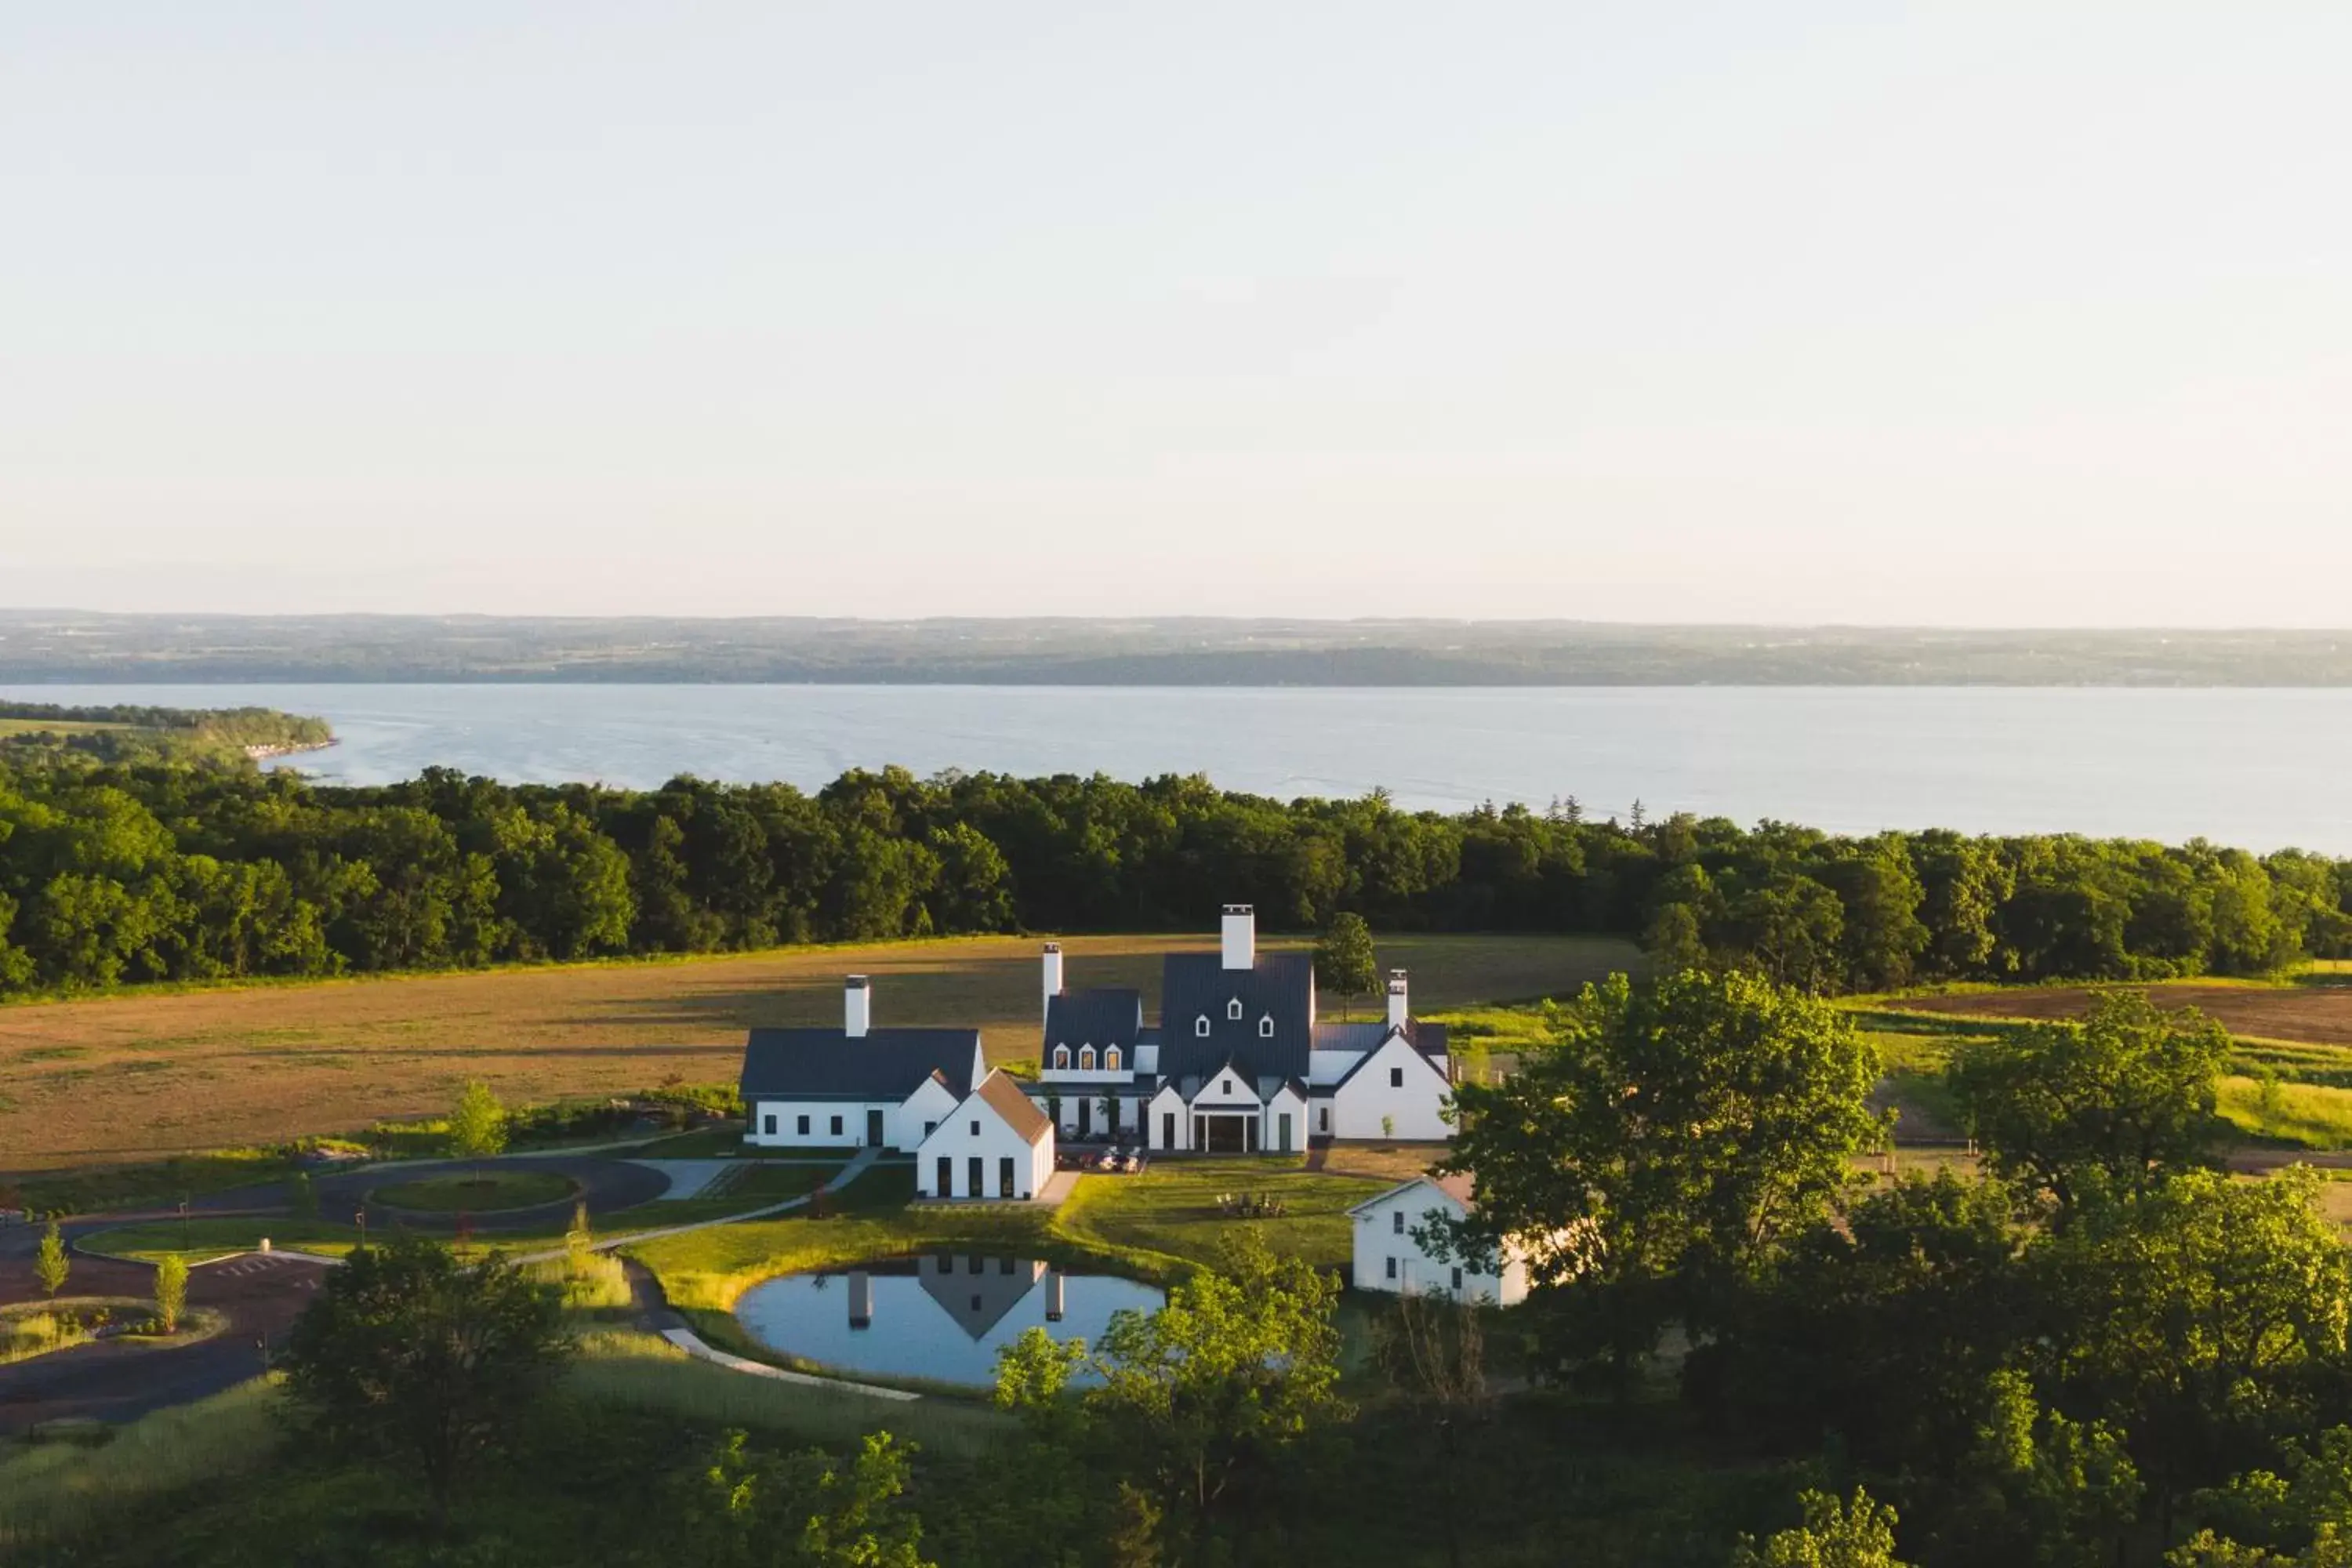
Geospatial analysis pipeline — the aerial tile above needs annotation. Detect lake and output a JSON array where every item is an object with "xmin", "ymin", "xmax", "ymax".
[
  {"xmin": 7, "ymin": 682, "xmax": 2350, "ymax": 852},
  {"xmin": 733, "ymin": 1255, "xmax": 1163, "ymax": 1388}
]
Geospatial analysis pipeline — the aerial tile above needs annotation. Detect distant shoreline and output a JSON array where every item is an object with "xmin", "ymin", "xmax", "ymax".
[{"xmin": 4, "ymin": 612, "xmax": 2350, "ymax": 687}]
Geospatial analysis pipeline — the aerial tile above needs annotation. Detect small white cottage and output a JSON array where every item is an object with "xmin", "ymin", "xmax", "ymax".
[
  {"xmin": 1348, "ymin": 1174, "xmax": 1535, "ymax": 1307},
  {"xmin": 916, "ymin": 1069, "xmax": 1056, "ymax": 1201}
]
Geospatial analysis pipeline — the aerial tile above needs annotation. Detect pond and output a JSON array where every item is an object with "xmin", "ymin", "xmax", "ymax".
[{"xmin": 733, "ymin": 1254, "xmax": 1164, "ymax": 1388}]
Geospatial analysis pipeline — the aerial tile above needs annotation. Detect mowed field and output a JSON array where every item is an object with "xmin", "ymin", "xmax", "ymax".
[
  {"xmin": 1897, "ymin": 975, "xmax": 2352, "ymax": 1047},
  {"xmin": 0, "ymin": 932, "xmax": 1641, "ymax": 1171}
]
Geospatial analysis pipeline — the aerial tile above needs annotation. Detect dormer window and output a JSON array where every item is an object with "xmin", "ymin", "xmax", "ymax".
[
  {"xmin": 1079, "ymin": 1046, "xmax": 1097, "ymax": 1070},
  {"xmin": 1227, "ymin": 998, "xmax": 1243, "ymax": 1021},
  {"xmin": 1258, "ymin": 1014, "xmax": 1274, "ymax": 1038},
  {"xmin": 1196, "ymin": 1014, "xmax": 1211, "ymax": 1037},
  {"xmin": 1052, "ymin": 1045, "xmax": 1070, "ymax": 1069},
  {"xmin": 1105, "ymin": 1047, "xmax": 1121, "ymax": 1072}
]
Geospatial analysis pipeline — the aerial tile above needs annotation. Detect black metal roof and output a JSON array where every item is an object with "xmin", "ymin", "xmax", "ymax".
[
  {"xmin": 1044, "ymin": 988, "xmax": 1143, "ymax": 1051},
  {"xmin": 739, "ymin": 1028, "xmax": 982, "ymax": 1103},
  {"xmin": 1154, "ymin": 949, "xmax": 1316, "ymax": 1086}
]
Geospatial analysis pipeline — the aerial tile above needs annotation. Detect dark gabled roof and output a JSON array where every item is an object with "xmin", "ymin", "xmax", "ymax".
[
  {"xmin": 1312, "ymin": 1019, "xmax": 1449, "ymax": 1059},
  {"xmin": 971, "ymin": 1071, "xmax": 1054, "ymax": 1146},
  {"xmin": 1044, "ymin": 988, "xmax": 1143, "ymax": 1051},
  {"xmin": 1330, "ymin": 1028, "xmax": 1455, "ymax": 1092},
  {"xmin": 739, "ymin": 1028, "xmax": 981, "ymax": 1103},
  {"xmin": 1155, "ymin": 949, "xmax": 1315, "ymax": 1086}
]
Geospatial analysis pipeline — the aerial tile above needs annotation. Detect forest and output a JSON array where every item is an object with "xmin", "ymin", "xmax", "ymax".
[{"xmin": 0, "ymin": 753, "xmax": 2346, "ymax": 999}]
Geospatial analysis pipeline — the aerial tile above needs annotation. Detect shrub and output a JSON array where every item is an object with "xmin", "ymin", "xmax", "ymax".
[{"xmin": 154, "ymin": 1255, "xmax": 189, "ymax": 1334}]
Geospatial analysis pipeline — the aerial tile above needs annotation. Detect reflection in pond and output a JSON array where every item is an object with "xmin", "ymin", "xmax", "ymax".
[{"xmin": 735, "ymin": 1255, "xmax": 1164, "ymax": 1388}]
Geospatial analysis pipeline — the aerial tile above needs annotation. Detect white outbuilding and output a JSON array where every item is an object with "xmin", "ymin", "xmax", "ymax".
[
  {"xmin": 916, "ymin": 1069, "xmax": 1056, "ymax": 1201},
  {"xmin": 1348, "ymin": 1174, "xmax": 1535, "ymax": 1308}
]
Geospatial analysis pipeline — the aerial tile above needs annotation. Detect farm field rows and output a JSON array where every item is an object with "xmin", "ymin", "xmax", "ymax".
[
  {"xmin": 1895, "ymin": 976, "xmax": 2352, "ymax": 1047},
  {"xmin": 0, "ymin": 932, "xmax": 1639, "ymax": 1172}
]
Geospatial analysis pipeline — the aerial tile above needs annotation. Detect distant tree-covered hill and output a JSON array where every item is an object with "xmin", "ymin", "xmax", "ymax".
[
  {"xmin": 2, "ymin": 610, "xmax": 2350, "ymax": 684},
  {"xmin": 0, "ymin": 699, "xmax": 332, "ymax": 765}
]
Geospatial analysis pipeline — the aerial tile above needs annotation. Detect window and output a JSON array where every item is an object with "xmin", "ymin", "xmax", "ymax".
[
  {"xmin": 829, "ymin": 1114, "xmax": 844, "ymax": 1137},
  {"xmin": 1390, "ymin": 1067, "xmax": 1404, "ymax": 1088},
  {"xmin": 1258, "ymin": 1014, "xmax": 1274, "ymax": 1037},
  {"xmin": 1079, "ymin": 1046, "xmax": 1096, "ymax": 1070},
  {"xmin": 937, "ymin": 1253, "xmax": 954, "ymax": 1272},
  {"xmin": 1450, "ymin": 1267, "xmax": 1464, "ymax": 1291},
  {"xmin": 1385, "ymin": 1257, "xmax": 1398, "ymax": 1281},
  {"xmin": 1105, "ymin": 1047, "xmax": 1121, "ymax": 1072},
  {"xmin": 1195, "ymin": 1014, "xmax": 1210, "ymax": 1037},
  {"xmin": 971, "ymin": 1295, "xmax": 982, "ymax": 1312},
  {"xmin": 1392, "ymin": 1210, "xmax": 1405, "ymax": 1235},
  {"xmin": 1052, "ymin": 1045, "xmax": 1070, "ymax": 1069},
  {"xmin": 999, "ymin": 1256, "xmax": 1014, "ymax": 1276},
  {"xmin": 1227, "ymin": 998, "xmax": 1243, "ymax": 1020},
  {"xmin": 969, "ymin": 1120, "xmax": 980, "ymax": 1136},
  {"xmin": 797, "ymin": 1114, "xmax": 811, "ymax": 1135},
  {"xmin": 924, "ymin": 1121, "xmax": 937, "ymax": 1137},
  {"xmin": 1318, "ymin": 1107, "xmax": 1330, "ymax": 1132},
  {"xmin": 762, "ymin": 1113, "xmax": 777, "ymax": 1136}
]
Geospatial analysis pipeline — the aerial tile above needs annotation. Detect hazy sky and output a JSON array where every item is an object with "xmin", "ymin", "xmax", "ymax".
[{"xmin": 5, "ymin": 5, "xmax": 2347, "ymax": 624}]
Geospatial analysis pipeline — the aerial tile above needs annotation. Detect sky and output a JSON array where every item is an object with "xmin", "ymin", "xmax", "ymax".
[{"xmin": 3, "ymin": 4, "xmax": 2347, "ymax": 626}]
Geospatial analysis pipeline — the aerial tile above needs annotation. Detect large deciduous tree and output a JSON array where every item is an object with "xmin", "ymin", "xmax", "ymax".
[
  {"xmin": 283, "ymin": 1232, "xmax": 572, "ymax": 1526},
  {"xmin": 1314, "ymin": 911, "xmax": 1378, "ymax": 1018},
  {"xmin": 1439, "ymin": 969, "xmax": 1886, "ymax": 1391},
  {"xmin": 1946, "ymin": 990, "xmax": 2230, "ymax": 1210}
]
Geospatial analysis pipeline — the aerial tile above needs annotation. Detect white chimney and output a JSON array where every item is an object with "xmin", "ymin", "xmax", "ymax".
[
  {"xmin": 1044, "ymin": 1269, "xmax": 1066, "ymax": 1323},
  {"xmin": 1221, "ymin": 904, "xmax": 1255, "ymax": 971},
  {"xmin": 844, "ymin": 975, "xmax": 871, "ymax": 1039},
  {"xmin": 1042, "ymin": 942, "xmax": 1063, "ymax": 1022},
  {"xmin": 848, "ymin": 1271, "xmax": 873, "ymax": 1330},
  {"xmin": 1387, "ymin": 969, "xmax": 1410, "ymax": 1029}
]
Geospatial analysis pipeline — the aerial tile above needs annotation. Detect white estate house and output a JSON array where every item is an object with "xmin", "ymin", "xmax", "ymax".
[
  {"xmin": 739, "ymin": 978, "xmax": 1057, "ymax": 1194},
  {"xmin": 1027, "ymin": 904, "xmax": 1456, "ymax": 1152},
  {"xmin": 1348, "ymin": 1174, "xmax": 1536, "ymax": 1308}
]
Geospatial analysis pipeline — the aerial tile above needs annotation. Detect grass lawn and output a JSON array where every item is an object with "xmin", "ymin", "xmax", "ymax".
[
  {"xmin": 1055, "ymin": 1156, "xmax": 1386, "ymax": 1274},
  {"xmin": 710, "ymin": 1163, "xmax": 839, "ymax": 1203},
  {"xmin": 369, "ymin": 1171, "xmax": 579, "ymax": 1213},
  {"xmin": 0, "ymin": 930, "xmax": 1637, "ymax": 1173},
  {"xmin": 2216, "ymin": 1074, "xmax": 2352, "ymax": 1150}
]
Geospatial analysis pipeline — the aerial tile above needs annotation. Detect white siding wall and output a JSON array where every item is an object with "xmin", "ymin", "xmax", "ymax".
[
  {"xmin": 898, "ymin": 1078, "xmax": 963, "ymax": 1152},
  {"xmin": 1330, "ymin": 1034, "xmax": 1454, "ymax": 1141},
  {"xmin": 916, "ymin": 1102, "xmax": 1054, "ymax": 1200},
  {"xmin": 1146, "ymin": 1085, "xmax": 1189, "ymax": 1150},
  {"xmin": 1349, "ymin": 1182, "xmax": 1529, "ymax": 1307},
  {"xmin": 748, "ymin": 1100, "xmax": 889, "ymax": 1149}
]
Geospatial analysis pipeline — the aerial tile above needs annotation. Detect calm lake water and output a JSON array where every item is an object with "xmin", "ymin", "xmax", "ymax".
[
  {"xmin": 9, "ymin": 681, "xmax": 2351, "ymax": 852},
  {"xmin": 734, "ymin": 1255, "xmax": 1162, "ymax": 1387}
]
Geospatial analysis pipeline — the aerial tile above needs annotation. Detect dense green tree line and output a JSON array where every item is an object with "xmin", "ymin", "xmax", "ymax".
[
  {"xmin": 1444, "ymin": 978, "xmax": 2352, "ymax": 1565},
  {"xmin": 1, "ymin": 753, "xmax": 2348, "ymax": 996}
]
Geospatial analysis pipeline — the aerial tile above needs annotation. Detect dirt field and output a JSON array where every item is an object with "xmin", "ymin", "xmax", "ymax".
[
  {"xmin": 1897, "ymin": 978, "xmax": 2352, "ymax": 1048},
  {"xmin": 0, "ymin": 932, "xmax": 1640, "ymax": 1173}
]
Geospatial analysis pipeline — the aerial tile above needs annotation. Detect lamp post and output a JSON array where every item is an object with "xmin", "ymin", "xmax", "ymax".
[{"xmin": 354, "ymin": 1207, "xmax": 368, "ymax": 1250}]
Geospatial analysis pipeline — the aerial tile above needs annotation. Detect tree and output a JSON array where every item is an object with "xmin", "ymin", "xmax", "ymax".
[
  {"xmin": 283, "ymin": 1232, "xmax": 572, "ymax": 1526},
  {"xmin": 1315, "ymin": 912, "xmax": 1378, "ymax": 1020},
  {"xmin": 1440, "ymin": 970, "xmax": 1886, "ymax": 1390},
  {"xmin": 1731, "ymin": 1488, "xmax": 1910, "ymax": 1568},
  {"xmin": 2036, "ymin": 1168, "xmax": 2352, "ymax": 1531},
  {"xmin": 1374, "ymin": 1290, "xmax": 1492, "ymax": 1568},
  {"xmin": 1947, "ymin": 990, "xmax": 2230, "ymax": 1210},
  {"xmin": 447, "ymin": 1080, "xmax": 509, "ymax": 1169},
  {"xmin": 154, "ymin": 1253, "xmax": 188, "ymax": 1333},
  {"xmin": 34, "ymin": 1219, "xmax": 67, "ymax": 1298},
  {"xmin": 1644, "ymin": 898, "xmax": 1711, "ymax": 973},
  {"xmin": 1707, "ymin": 1170, "xmax": 2029, "ymax": 1473},
  {"xmin": 688, "ymin": 1428, "xmax": 936, "ymax": 1568},
  {"xmin": 996, "ymin": 1230, "xmax": 1348, "ymax": 1558}
]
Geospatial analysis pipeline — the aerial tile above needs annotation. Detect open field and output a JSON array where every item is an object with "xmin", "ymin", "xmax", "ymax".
[
  {"xmin": 1896, "ymin": 976, "xmax": 2352, "ymax": 1049},
  {"xmin": 0, "ymin": 718, "xmax": 130, "ymax": 738},
  {"xmin": 0, "ymin": 931, "xmax": 1638, "ymax": 1173}
]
